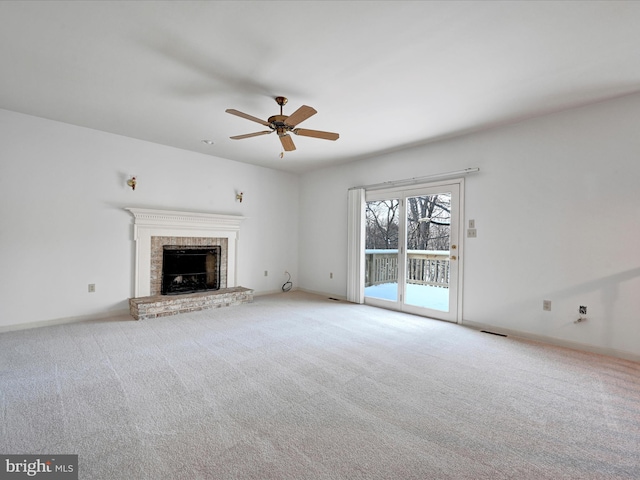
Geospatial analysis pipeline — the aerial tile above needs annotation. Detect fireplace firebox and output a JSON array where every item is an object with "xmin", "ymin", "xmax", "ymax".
[{"xmin": 161, "ymin": 246, "xmax": 221, "ymax": 295}]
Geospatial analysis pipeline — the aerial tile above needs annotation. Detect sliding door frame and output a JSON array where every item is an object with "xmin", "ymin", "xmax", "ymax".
[{"xmin": 355, "ymin": 178, "xmax": 465, "ymax": 323}]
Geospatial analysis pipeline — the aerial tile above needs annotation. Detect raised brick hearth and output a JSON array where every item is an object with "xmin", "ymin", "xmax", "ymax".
[{"xmin": 129, "ymin": 287, "xmax": 253, "ymax": 320}]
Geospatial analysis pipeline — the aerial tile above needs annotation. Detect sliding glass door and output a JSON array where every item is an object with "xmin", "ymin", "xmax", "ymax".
[
  {"xmin": 364, "ymin": 198, "xmax": 400, "ymax": 302},
  {"xmin": 364, "ymin": 183, "xmax": 460, "ymax": 322}
]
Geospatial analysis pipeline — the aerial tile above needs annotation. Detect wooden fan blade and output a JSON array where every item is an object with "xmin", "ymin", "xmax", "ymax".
[
  {"xmin": 226, "ymin": 109, "xmax": 270, "ymax": 127},
  {"xmin": 284, "ymin": 105, "xmax": 317, "ymax": 127},
  {"xmin": 279, "ymin": 134, "xmax": 296, "ymax": 151},
  {"xmin": 230, "ymin": 131, "xmax": 272, "ymax": 140},
  {"xmin": 293, "ymin": 128, "xmax": 339, "ymax": 141}
]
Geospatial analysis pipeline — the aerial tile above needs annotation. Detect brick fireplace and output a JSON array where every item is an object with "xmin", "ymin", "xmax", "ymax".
[
  {"xmin": 151, "ymin": 237, "xmax": 227, "ymax": 296},
  {"xmin": 126, "ymin": 208, "xmax": 253, "ymax": 319}
]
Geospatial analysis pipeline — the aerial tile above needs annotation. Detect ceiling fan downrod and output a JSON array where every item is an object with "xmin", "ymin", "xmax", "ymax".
[{"xmin": 275, "ymin": 96, "xmax": 288, "ymax": 116}]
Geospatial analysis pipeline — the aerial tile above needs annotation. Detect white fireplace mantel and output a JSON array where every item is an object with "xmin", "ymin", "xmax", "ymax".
[{"xmin": 126, "ymin": 208, "xmax": 245, "ymax": 297}]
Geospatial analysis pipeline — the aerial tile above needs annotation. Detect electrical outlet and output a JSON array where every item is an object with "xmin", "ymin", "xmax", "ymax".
[
  {"xmin": 467, "ymin": 228, "xmax": 477, "ymax": 238},
  {"xmin": 88, "ymin": 284, "xmax": 96, "ymax": 293},
  {"xmin": 543, "ymin": 300, "xmax": 551, "ymax": 311},
  {"xmin": 330, "ymin": 272, "xmax": 333, "ymax": 279},
  {"xmin": 579, "ymin": 306, "xmax": 587, "ymax": 315},
  {"xmin": 264, "ymin": 270, "xmax": 268, "ymax": 277}
]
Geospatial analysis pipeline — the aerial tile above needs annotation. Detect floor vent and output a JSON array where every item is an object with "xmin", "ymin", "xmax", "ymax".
[
  {"xmin": 328, "ymin": 297, "xmax": 341, "ymax": 301},
  {"xmin": 481, "ymin": 330, "xmax": 507, "ymax": 337}
]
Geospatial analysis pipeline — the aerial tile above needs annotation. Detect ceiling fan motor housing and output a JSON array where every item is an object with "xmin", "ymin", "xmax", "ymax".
[{"xmin": 268, "ymin": 114, "xmax": 291, "ymax": 136}]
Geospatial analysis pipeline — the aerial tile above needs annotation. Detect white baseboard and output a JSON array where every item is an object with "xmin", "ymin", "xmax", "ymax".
[
  {"xmin": 0, "ymin": 289, "xmax": 304, "ymax": 333},
  {"xmin": 462, "ymin": 319, "xmax": 640, "ymax": 363},
  {"xmin": 0, "ymin": 309, "xmax": 132, "ymax": 334},
  {"xmin": 253, "ymin": 286, "xmax": 300, "ymax": 297},
  {"xmin": 296, "ymin": 288, "xmax": 347, "ymax": 302}
]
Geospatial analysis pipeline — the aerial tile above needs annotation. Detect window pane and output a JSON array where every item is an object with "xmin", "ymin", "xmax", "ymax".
[
  {"xmin": 364, "ymin": 199, "xmax": 399, "ymax": 302},
  {"xmin": 405, "ymin": 193, "xmax": 451, "ymax": 311}
]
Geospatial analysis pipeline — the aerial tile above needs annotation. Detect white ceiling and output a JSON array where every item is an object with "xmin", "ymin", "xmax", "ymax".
[{"xmin": 1, "ymin": 1, "xmax": 640, "ymax": 174}]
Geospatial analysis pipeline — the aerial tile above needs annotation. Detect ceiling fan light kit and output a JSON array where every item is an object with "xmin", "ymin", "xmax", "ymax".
[{"xmin": 226, "ymin": 97, "xmax": 339, "ymax": 152}]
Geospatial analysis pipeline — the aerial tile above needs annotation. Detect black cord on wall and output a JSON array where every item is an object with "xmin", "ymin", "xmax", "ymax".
[{"xmin": 282, "ymin": 271, "xmax": 293, "ymax": 292}]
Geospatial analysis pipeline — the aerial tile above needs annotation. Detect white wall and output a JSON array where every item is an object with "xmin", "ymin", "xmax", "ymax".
[
  {"xmin": 4, "ymin": 93, "xmax": 640, "ymax": 360},
  {"xmin": 0, "ymin": 109, "xmax": 299, "ymax": 329},
  {"xmin": 298, "ymin": 93, "xmax": 640, "ymax": 360}
]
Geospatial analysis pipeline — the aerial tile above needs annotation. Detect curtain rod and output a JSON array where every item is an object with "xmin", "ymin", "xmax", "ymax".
[{"xmin": 349, "ymin": 167, "xmax": 480, "ymax": 191}]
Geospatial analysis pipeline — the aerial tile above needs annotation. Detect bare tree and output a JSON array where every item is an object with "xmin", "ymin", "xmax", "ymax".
[
  {"xmin": 365, "ymin": 194, "xmax": 451, "ymax": 251},
  {"xmin": 365, "ymin": 200, "xmax": 399, "ymax": 249},
  {"xmin": 406, "ymin": 194, "xmax": 451, "ymax": 250}
]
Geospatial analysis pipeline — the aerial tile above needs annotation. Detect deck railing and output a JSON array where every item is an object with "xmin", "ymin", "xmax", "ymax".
[{"xmin": 365, "ymin": 249, "xmax": 450, "ymax": 288}]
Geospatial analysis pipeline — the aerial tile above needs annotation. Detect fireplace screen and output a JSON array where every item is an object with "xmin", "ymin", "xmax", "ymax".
[{"xmin": 161, "ymin": 246, "xmax": 221, "ymax": 295}]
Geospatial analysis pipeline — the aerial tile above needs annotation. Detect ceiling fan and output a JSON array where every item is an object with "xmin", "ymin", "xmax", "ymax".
[{"xmin": 225, "ymin": 96, "xmax": 339, "ymax": 152}]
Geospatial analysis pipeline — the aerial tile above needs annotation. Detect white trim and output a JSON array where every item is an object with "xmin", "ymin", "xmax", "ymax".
[
  {"xmin": 362, "ymin": 179, "xmax": 464, "ymax": 323},
  {"xmin": 298, "ymin": 288, "xmax": 347, "ymax": 301},
  {"xmin": 0, "ymin": 309, "xmax": 131, "ymax": 333},
  {"xmin": 253, "ymin": 287, "xmax": 299, "ymax": 297},
  {"xmin": 350, "ymin": 167, "xmax": 479, "ymax": 191},
  {"xmin": 462, "ymin": 320, "xmax": 640, "ymax": 364},
  {"xmin": 125, "ymin": 208, "xmax": 245, "ymax": 297}
]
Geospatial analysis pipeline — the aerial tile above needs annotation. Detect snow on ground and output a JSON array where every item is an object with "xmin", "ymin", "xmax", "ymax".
[{"xmin": 364, "ymin": 283, "xmax": 449, "ymax": 311}]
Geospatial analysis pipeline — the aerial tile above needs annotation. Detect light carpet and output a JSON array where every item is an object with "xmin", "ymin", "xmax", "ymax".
[{"xmin": 1, "ymin": 291, "xmax": 639, "ymax": 479}]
